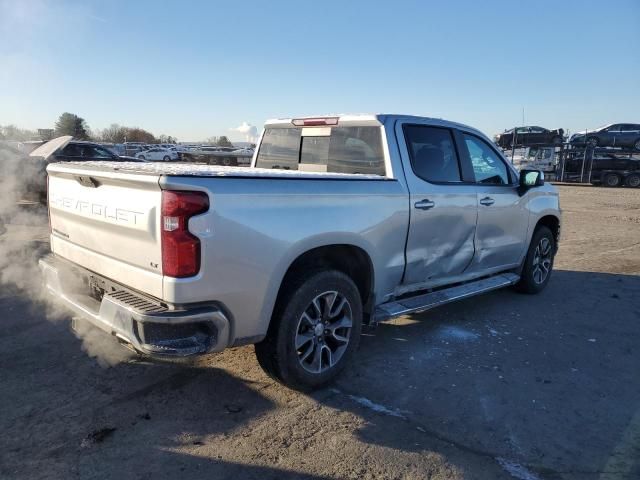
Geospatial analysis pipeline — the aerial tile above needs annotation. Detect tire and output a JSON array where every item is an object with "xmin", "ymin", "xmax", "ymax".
[
  {"xmin": 138, "ymin": 155, "xmax": 145, "ymax": 160},
  {"xmin": 163, "ymin": 155, "xmax": 171, "ymax": 161},
  {"xmin": 604, "ymin": 173, "xmax": 621, "ymax": 187},
  {"xmin": 515, "ymin": 226, "xmax": 556, "ymax": 294},
  {"xmin": 634, "ymin": 139, "xmax": 640, "ymax": 151},
  {"xmin": 552, "ymin": 135, "xmax": 562, "ymax": 145},
  {"xmin": 255, "ymin": 270, "xmax": 362, "ymax": 391},
  {"xmin": 221, "ymin": 157, "xmax": 238, "ymax": 166},
  {"xmin": 625, "ymin": 174, "xmax": 640, "ymax": 188},
  {"xmin": 586, "ymin": 137, "xmax": 598, "ymax": 147}
]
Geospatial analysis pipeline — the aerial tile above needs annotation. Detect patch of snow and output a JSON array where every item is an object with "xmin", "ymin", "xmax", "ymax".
[
  {"xmin": 496, "ymin": 458, "xmax": 541, "ymax": 480},
  {"xmin": 435, "ymin": 325, "xmax": 480, "ymax": 342},
  {"xmin": 332, "ymin": 389, "xmax": 408, "ymax": 419}
]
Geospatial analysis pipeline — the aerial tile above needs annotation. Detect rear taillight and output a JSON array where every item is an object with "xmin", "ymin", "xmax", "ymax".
[{"xmin": 161, "ymin": 190, "xmax": 209, "ymax": 278}]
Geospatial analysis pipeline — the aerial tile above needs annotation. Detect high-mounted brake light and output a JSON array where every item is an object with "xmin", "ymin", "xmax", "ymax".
[
  {"xmin": 292, "ymin": 117, "xmax": 339, "ymax": 127},
  {"xmin": 161, "ymin": 190, "xmax": 209, "ymax": 278}
]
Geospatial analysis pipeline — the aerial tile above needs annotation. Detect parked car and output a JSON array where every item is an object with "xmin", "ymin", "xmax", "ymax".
[
  {"xmin": 136, "ymin": 147, "xmax": 179, "ymax": 161},
  {"xmin": 54, "ymin": 142, "xmax": 122, "ymax": 161},
  {"xmin": 26, "ymin": 137, "xmax": 140, "ymax": 202},
  {"xmin": 41, "ymin": 114, "xmax": 560, "ymax": 390},
  {"xmin": 123, "ymin": 144, "xmax": 145, "ymax": 156},
  {"xmin": 570, "ymin": 124, "xmax": 640, "ymax": 150},
  {"xmin": 494, "ymin": 126, "xmax": 564, "ymax": 148}
]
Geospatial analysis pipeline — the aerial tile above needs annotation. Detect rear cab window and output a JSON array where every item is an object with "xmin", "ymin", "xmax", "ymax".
[{"xmin": 255, "ymin": 122, "xmax": 386, "ymax": 176}]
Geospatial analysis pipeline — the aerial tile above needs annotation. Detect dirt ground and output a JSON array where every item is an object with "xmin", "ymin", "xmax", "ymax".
[{"xmin": 1, "ymin": 185, "xmax": 639, "ymax": 480}]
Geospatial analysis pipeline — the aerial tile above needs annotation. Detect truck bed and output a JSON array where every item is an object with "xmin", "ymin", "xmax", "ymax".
[{"xmin": 51, "ymin": 161, "xmax": 388, "ymax": 180}]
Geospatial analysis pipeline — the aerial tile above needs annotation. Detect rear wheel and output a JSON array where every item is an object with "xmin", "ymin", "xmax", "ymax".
[
  {"xmin": 138, "ymin": 155, "xmax": 145, "ymax": 160},
  {"xmin": 634, "ymin": 139, "xmax": 640, "ymax": 151},
  {"xmin": 604, "ymin": 173, "xmax": 621, "ymax": 187},
  {"xmin": 163, "ymin": 155, "xmax": 171, "ymax": 161},
  {"xmin": 516, "ymin": 226, "xmax": 556, "ymax": 294},
  {"xmin": 552, "ymin": 135, "xmax": 562, "ymax": 145},
  {"xmin": 255, "ymin": 270, "xmax": 362, "ymax": 390},
  {"xmin": 625, "ymin": 174, "xmax": 640, "ymax": 188}
]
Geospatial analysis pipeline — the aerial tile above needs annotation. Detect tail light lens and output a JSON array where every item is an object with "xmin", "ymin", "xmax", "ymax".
[{"xmin": 161, "ymin": 190, "xmax": 209, "ymax": 278}]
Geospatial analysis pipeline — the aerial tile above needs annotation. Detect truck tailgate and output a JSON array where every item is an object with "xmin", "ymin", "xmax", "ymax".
[{"xmin": 47, "ymin": 164, "xmax": 163, "ymax": 298}]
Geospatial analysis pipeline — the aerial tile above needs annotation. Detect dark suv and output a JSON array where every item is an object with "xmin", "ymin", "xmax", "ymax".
[
  {"xmin": 494, "ymin": 126, "xmax": 564, "ymax": 148},
  {"xmin": 570, "ymin": 124, "xmax": 640, "ymax": 150},
  {"xmin": 28, "ymin": 141, "xmax": 137, "ymax": 202},
  {"xmin": 54, "ymin": 141, "xmax": 124, "ymax": 161}
]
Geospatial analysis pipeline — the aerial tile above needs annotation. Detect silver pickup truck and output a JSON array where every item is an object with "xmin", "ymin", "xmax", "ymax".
[{"xmin": 40, "ymin": 114, "xmax": 560, "ymax": 390}]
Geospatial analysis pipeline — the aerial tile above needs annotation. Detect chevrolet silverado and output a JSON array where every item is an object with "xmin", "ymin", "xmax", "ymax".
[{"xmin": 40, "ymin": 114, "xmax": 561, "ymax": 389}]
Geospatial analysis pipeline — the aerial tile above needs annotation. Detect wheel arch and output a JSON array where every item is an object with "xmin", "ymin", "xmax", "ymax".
[
  {"xmin": 272, "ymin": 243, "xmax": 376, "ymax": 326},
  {"xmin": 534, "ymin": 214, "xmax": 560, "ymax": 251}
]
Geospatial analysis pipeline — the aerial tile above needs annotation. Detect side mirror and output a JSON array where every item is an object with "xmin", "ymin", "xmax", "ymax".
[{"xmin": 519, "ymin": 169, "xmax": 545, "ymax": 190}]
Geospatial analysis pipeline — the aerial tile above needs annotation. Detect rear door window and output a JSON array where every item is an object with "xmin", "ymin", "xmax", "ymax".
[
  {"xmin": 256, "ymin": 126, "xmax": 385, "ymax": 175},
  {"xmin": 402, "ymin": 125, "xmax": 461, "ymax": 183}
]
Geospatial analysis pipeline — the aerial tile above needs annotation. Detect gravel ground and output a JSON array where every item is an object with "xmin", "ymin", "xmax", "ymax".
[{"xmin": 1, "ymin": 185, "xmax": 639, "ymax": 480}]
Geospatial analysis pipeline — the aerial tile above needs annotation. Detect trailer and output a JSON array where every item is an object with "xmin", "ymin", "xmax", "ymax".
[{"xmin": 556, "ymin": 146, "xmax": 640, "ymax": 187}]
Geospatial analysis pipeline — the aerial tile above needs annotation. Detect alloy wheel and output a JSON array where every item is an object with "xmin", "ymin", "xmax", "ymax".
[
  {"xmin": 532, "ymin": 237, "xmax": 552, "ymax": 284},
  {"xmin": 295, "ymin": 291, "xmax": 352, "ymax": 374}
]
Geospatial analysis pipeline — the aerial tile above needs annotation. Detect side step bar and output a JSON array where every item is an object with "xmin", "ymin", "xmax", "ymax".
[{"xmin": 374, "ymin": 273, "xmax": 520, "ymax": 322}]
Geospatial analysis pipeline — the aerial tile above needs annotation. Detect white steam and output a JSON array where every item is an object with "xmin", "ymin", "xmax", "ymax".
[
  {"xmin": 230, "ymin": 121, "xmax": 259, "ymax": 143},
  {"xmin": 0, "ymin": 142, "xmax": 132, "ymax": 366}
]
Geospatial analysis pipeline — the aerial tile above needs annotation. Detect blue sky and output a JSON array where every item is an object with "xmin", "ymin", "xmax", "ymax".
[{"xmin": 1, "ymin": 0, "xmax": 638, "ymax": 141}]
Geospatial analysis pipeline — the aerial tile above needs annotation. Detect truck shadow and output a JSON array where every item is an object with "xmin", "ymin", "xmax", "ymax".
[
  {"xmin": 1, "ymin": 269, "xmax": 638, "ymax": 479},
  {"xmin": 323, "ymin": 269, "xmax": 640, "ymax": 477}
]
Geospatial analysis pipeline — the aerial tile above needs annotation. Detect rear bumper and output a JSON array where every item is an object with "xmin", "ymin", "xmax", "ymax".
[{"xmin": 39, "ymin": 254, "xmax": 230, "ymax": 357}]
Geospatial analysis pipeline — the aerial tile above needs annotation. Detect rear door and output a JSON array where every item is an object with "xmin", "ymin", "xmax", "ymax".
[
  {"xmin": 459, "ymin": 132, "xmax": 529, "ymax": 272},
  {"xmin": 396, "ymin": 122, "xmax": 478, "ymax": 286},
  {"xmin": 47, "ymin": 164, "xmax": 164, "ymax": 298}
]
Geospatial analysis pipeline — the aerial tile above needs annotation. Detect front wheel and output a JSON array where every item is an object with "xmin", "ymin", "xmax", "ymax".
[
  {"xmin": 163, "ymin": 155, "xmax": 171, "ymax": 161},
  {"xmin": 255, "ymin": 270, "xmax": 362, "ymax": 390},
  {"xmin": 552, "ymin": 135, "xmax": 562, "ymax": 145},
  {"xmin": 634, "ymin": 139, "xmax": 640, "ymax": 151},
  {"xmin": 516, "ymin": 226, "xmax": 556, "ymax": 294},
  {"xmin": 138, "ymin": 155, "xmax": 145, "ymax": 160}
]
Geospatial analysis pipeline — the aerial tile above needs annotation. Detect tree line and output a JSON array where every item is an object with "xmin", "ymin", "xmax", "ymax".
[
  {"xmin": 1, "ymin": 112, "xmax": 189, "ymax": 145},
  {"xmin": 1, "ymin": 112, "xmax": 236, "ymax": 147},
  {"xmin": 53, "ymin": 112, "xmax": 177, "ymax": 144}
]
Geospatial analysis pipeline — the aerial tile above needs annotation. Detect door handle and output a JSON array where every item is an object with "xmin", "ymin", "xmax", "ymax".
[
  {"xmin": 480, "ymin": 197, "xmax": 495, "ymax": 206},
  {"xmin": 414, "ymin": 199, "xmax": 435, "ymax": 210}
]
